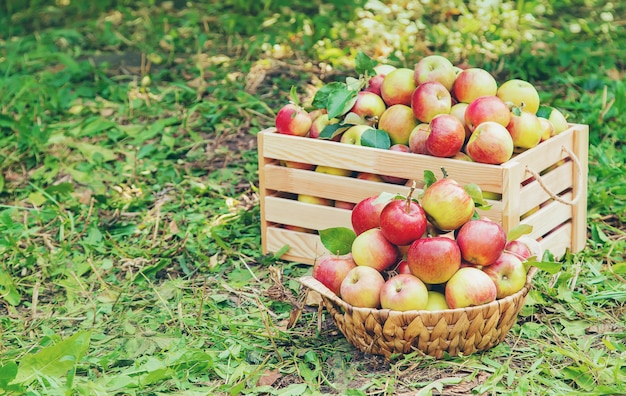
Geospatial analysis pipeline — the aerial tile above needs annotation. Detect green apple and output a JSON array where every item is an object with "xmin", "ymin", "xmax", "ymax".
[
  {"xmin": 425, "ymin": 290, "xmax": 449, "ymax": 311},
  {"xmin": 507, "ymin": 110, "xmax": 543, "ymax": 149},
  {"xmin": 497, "ymin": 78, "xmax": 540, "ymax": 114},
  {"xmin": 340, "ymin": 124, "xmax": 374, "ymax": 145}
]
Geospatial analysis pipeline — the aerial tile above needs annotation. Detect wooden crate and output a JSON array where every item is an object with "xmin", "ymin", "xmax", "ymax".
[{"xmin": 257, "ymin": 124, "xmax": 589, "ymax": 264}]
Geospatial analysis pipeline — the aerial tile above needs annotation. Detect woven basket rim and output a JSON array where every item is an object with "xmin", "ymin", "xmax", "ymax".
[{"xmin": 300, "ymin": 266, "xmax": 537, "ymax": 318}]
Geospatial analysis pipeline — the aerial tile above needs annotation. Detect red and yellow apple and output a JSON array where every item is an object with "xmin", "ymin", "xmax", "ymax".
[
  {"xmin": 380, "ymin": 274, "xmax": 429, "ymax": 311},
  {"xmin": 351, "ymin": 228, "xmax": 400, "ymax": 271},
  {"xmin": 312, "ymin": 253, "xmax": 357, "ymax": 296},
  {"xmin": 456, "ymin": 219, "xmax": 507, "ymax": 266},
  {"xmin": 407, "ymin": 236, "xmax": 461, "ymax": 284},
  {"xmin": 340, "ymin": 266, "xmax": 385, "ymax": 308},
  {"xmin": 445, "ymin": 267, "xmax": 497, "ymax": 309},
  {"xmin": 275, "ymin": 103, "xmax": 312, "ymax": 136}
]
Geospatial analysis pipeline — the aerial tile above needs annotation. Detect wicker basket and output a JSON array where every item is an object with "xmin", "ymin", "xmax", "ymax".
[{"xmin": 299, "ymin": 267, "xmax": 536, "ymax": 359}]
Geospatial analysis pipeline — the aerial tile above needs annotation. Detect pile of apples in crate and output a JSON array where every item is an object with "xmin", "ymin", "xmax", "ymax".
[
  {"xmin": 312, "ymin": 174, "xmax": 541, "ymax": 311},
  {"xmin": 274, "ymin": 53, "xmax": 570, "ymax": 165}
]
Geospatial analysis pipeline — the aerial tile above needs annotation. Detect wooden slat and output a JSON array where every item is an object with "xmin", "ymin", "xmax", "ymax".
[
  {"xmin": 518, "ymin": 160, "xmax": 574, "ymax": 215},
  {"xmin": 520, "ymin": 192, "xmax": 573, "ymax": 239},
  {"xmin": 265, "ymin": 227, "xmax": 326, "ymax": 265},
  {"xmin": 571, "ymin": 124, "xmax": 589, "ymax": 253},
  {"xmin": 539, "ymin": 222, "xmax": 572, "ymax": 259},
  {"xmin": 264, "ymin": 196, "xmax": 353, "ymax": 230}
]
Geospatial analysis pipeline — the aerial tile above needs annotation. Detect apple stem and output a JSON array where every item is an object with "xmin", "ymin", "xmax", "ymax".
[{"xmin": 406, "ymin": 180, "xmax": 417, "ymax": 212}]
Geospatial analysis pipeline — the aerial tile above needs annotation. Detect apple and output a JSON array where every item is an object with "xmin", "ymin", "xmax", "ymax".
[
  {"xmin": 275, "ymin": 103, "xmax": 312, "ymax": 136},
  {"xmin": 334, "ymin": 200, "xmax": 356, "ymax": 210},
  {"xmin": 308, "ymin": 109, "xmax": 327, "ymax": 122},
  {"xmin": 380, "ymin": 67, "xmax": 417, "ymax": 106},
  {"xmin": 411, "ymin": 81, "xmax": 452, "ymax": 123},
  {"xmin": 280, "ymin": 160, "xmax": 315, "ymax": 171},
  {"xmin": 380, "ymin": 144, "xmax": 410, "ymax": 184},
  {"xmin": 425, "ymin": 290, "xmax": 449, "ymax": 311},
  {"xmin": 452, "ymin": 151, "xmax": 473, "ymax": 161},
  {"xmin": 445, "ymin": 267, "xmax": 497, "ymax": 309},
  {"xmin": 340, "ymin": 266, "xmax": 386, "ymax": 308},
  {"xmin": 507, "ymin": 110, "xmax": 543, "ymax": 149},
  {"xmin": 496, "ymin": 78, "xmax": 540, "ymax": 114},
  {"xmin": 395, "ymin": 259, "xmax": 411, "ymax": 275},
  {"xmin": 482, "ymin": 252, "xmax": 528, "ymax": 299},
  {"xmin": 364, "ymin": 64, "xmax": 397, "ymax": 96},
  {"xmin": 539, "ymin": 117, "xmax": 555, "ymax": 142},
  {"xmin": 465, "ymin": 121, "xmax": 514, "ymax": 165},
  {"xmin": 421, "ymin": 178, "xmax": 475, "ymax": 232},
  {"xmin": 408, "ymin": 123, "xmax": 431, "ymax": 155},
  {"xmin": 315, "ymin": 165, "xmax": 352, "ymax": 177},
  {"xmin": 449, "ymin": 102, "xmax": 471, "ymax": 140},
  {"xmin": 452, "ymin": 68, "xmax": 498, "ymax": 104},
  {"xmin": 377, "ymin": 104, "xmax": 418, "ymax": 146},
  {"xmin": 379, "ymin": 198, "xmax": 428, "ymax": 246},
  {"xmin": 351, "ymin": 228, "xmax": 400, "ymax": 271},
  {"xmin": 407, "ymin": 236, "xmax": 461, "ymax": 284},
  {"xmin": 340, "ymin": 124, "xmax": 375, "ymax": 145},
  {"xmin": 351, "ymin": 195, "xmax": 387, "ymax": 235},
  {"xmin": 349, "ymin": 91, "xmax": 387, "ymax": 121},
  {"xmin": 465, "ymin": 95, "xmax": 511, "ymax": 131},
  {"xmin": 537, "ymin": 106, "xmax": 569, "ymax": 134},
  {"xmin": 425, "ymin": 114, "xmax": 466, "ymax": 158},
  {"xmin": 312, "ymin": 253, "xmax": 357, "ymax": 296},
  {"xmin": 504, "ymin": 239, "xmax": 532, "ymax": 261},
  {"xmin": 284, "ymin": 224, "xmax": 315, "ymax": 234},
  {"xmin": 380, "ymin": 274, "xmax": 429, "ymax": 311},
  {"xmin": 413, "ymin": 55, "xmax": 457, "ymax": 91},
  {"xmin": 298, "ymin": 194, "xmax": 332, "ymax": 206},
  {"xmin": 456, "ymin": 219, "xmax": 507, "ymax": 266},
  {"xmin": 309, "ymin": 113, "xmax": 338, "ymax": 139},
  {"xmin": 357, "ymin": 172, "xmax": 385, "ymax": 182},
  {"xmin": 514, "ymin": 235, "xmax": 543, "ymax": 260}
]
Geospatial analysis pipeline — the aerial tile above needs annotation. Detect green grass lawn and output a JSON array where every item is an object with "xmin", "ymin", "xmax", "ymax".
[{"xmin": 1, "ymin": 1, "xmax": 625, "ymax": 395}]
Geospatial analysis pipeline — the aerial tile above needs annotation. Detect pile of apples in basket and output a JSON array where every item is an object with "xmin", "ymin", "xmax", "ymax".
[
  {"xmin": 310, "ymin": 174, "xmax": 541, "ymax": 311},
  {"xmin": 271, "ymin": 53, "xmax": 568, "ymax": 310}
]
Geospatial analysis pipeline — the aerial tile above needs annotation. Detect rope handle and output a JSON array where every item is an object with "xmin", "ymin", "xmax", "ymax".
[{"xmin": 524, "ymin": 145, "xmax": 584, "ymax": 206}]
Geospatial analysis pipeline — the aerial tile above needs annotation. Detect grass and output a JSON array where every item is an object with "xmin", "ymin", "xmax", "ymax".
[{"xmin": 0, "ymin": 0, "xmax": 625, "ymax": 394}]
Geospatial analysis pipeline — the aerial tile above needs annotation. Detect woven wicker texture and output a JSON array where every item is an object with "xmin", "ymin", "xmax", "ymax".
[{"xmin": 299, "ymin": 267, "xmax": 536, "ymax": 359}]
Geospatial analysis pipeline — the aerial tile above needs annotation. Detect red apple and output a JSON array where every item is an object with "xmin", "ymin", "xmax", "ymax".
[
  {"xmin": 408, "ymin": 123, "xmax": 431, "ymax": 155},
  {"xmin": 425, "ymin": 290, "xmax": 450, "ymax": 311},
  {"xmin": 380, "ymin": 144, "xmax": 410, "ymax": 184},
  {"xmin": 312, "ymin": 253, "xmax": 358, "ymax": 296},
  {"xmin": 507, "ymin": 110, "xmax": 543, "ymax": 149},
  {"xmin": 414, "ymin": 55, "xmax": 457, "ymax": 91},
  {"xmin": 334, "ymin": 200, "xmax": 356, "ymax": 210},
  {"xmin": 456, "ymin": 219, "xmax": 507, "ymax": 266},
  {"xmin": 407, "ymin": 237, "xmax": 461, "ymax": 284},
  {"xmin": 425, "ymin": 114, "xmax": 465, "ymax": 158},
  {"xmin": 537, "ymin": 106, "xmax": 569, "ymax": 135},
  {"xmin": 275, "ymin": 103, "xmax": 312, "ymax": 136},
  {"xmin": 377, "ymin": 104, "xmax": 418, "ymax": 146},
  {"xmin": 445, "ymin": 267, "xmax": 497, "ymax": 309},
  {"xmin": 452, "ymin": 67, "xmax": 498, "ymax": 104},
  {"xmin": 465, "ymin": 95, "xmax": 511, "ymax": 131},
  {"xmin": 482, "ymin": 252, "xmax": 528, "ymax": 298},
  {"xmin": 381, "ymin": 68, "xmax": 417, "ymax": 106},
  {"xmin": 356, "ymin": 172, "xmax": 385, "ymax": 182},
  {"xmin": 395, "ymin": 259, "xmax": 411, "ymax": 275},
  {"xmin": 504, "ymin": 239, "xmax": 532, "ymax": 261},
  {"xmin": 380, "ymin": 274, "xmax": 429, "ymax": 311},
  {"xmin": 364, "ymin": 64, "xmax": 396, "ymax": 96},
  {"xmin": 340, "ymin": 266, "xmax": 385, "ymax": 308},
  {"xmin": 349, "ymin": 91, "xmax": 387, "ymax": 121},
  {"xmin": 513, "ymin": 235, "xmax": 543, "ymax": 260},
  {"xmin": 351, "ymin": 195, "xmax": 387, "ymax": 235},
  {"xmin": 280, "ymin": 160, "xmax": 316, "ymax": 171},
  {"xmin": 421, "ymin": 179, "xmax": 475, "ymax": 232},
  {"xmin": 379, "ymin": 198, "xmax": 428, "ymax": 246},
  {"xmin": 351, "ymin": 228, "xmax": 400, "ymax": 271},
  {"xmin": 411, "ymin": 81, "xmax": 452, "ymax": 123},
  {"xmin": 496, "ymin": 78, "xmax": 540, "ymax": 114},
  {"xmin": 465, "ymin": 121, "xmax": 514, "ymax": 165}
]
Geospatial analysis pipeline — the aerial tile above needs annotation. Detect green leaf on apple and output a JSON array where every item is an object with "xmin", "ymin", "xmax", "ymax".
[
  {"xmin": 346, "ymin": 76, "xmax": 364, "ymax": 91},
  {"xmin": 327, "ymin": 88, "xmax": 358, "ymax": 119},
  {"xmin": 319, "ymin": 123, "xmax": 352, "ymax": 140},
  {"xmin": 463, "ymin": 183, "xmax": 492, "ymax": 210},
  {"xmin": 289, "ymin": 86, "xmax": 300, "ymax": 107},
  {"xmin": 536, "ymin": 105, "xmax": 553, "ymax": 119},
  {"xmin": 360, "ymin": 129, "xmax": 391, "ymax": 149},
  {"xmin": 507, "ymin": 224, "xmax": 533, "ymax": 241},
  {"xmin": 355, "ymin": 51, "xmax": 378, "ymax": 77},
  {"xmin": 372, "ymin": 191, "xmax": 401, "ymax": 207},
  {"xmin": 423, "ymin": 170, "xmax": 437, "ymax": 189},
  {"xmin": 311, "ymin": 82, "xmax": 344, "ymax": 109},
  {"xmin": 319, "ymin": 227, "xmax": 356, "ymax": 256}
]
